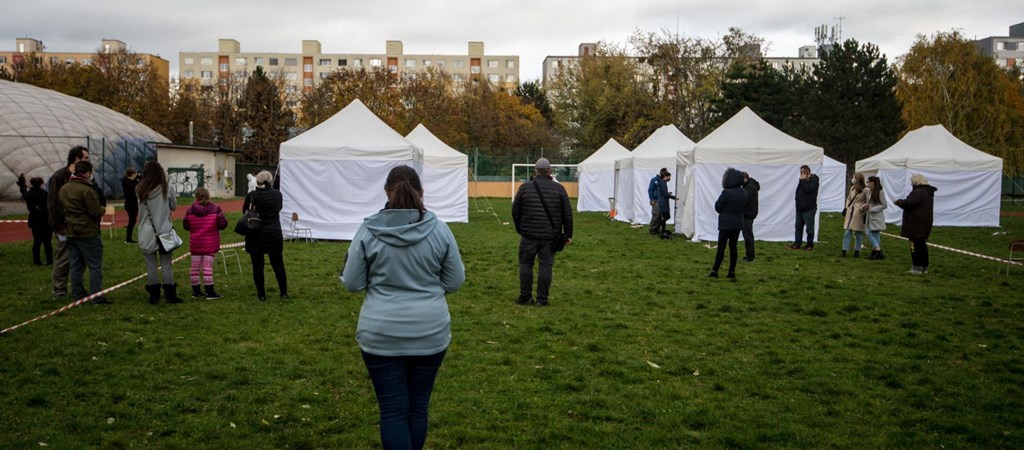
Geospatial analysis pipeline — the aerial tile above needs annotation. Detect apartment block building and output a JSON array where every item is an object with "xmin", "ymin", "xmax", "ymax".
[
  {"xmin": 975, "ymin": 22, "xmax": 1024, "ymax": 70},
  {"xmin": 179, "ymin": 39, "xmax": 520, "ymax": 94},
  {"xmin": 0, "ymin": 38, "xmax": 170, "ymax": 80}
]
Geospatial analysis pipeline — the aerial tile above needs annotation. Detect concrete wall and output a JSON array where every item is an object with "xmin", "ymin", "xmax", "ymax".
[{"xmin": 157, "ymin": 148, "xmax": 236, "ymax": 198}]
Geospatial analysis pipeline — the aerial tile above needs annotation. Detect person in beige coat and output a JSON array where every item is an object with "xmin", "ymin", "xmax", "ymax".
[{"xmin": 841, "ymin": 172, "xmax": 868, "ymax": 257}]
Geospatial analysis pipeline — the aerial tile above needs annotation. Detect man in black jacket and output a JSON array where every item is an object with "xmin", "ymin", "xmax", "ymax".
[
  {"xmin": 512, "ymin": 158, "xmax": 573, "ymax": 307},
  {"xmin": 741, "ymin": 172, "xmax": 760, "ymax": 262},
  {"xmin": 788, "ymin": 165, "xmax": 819, "ymax": 251}
]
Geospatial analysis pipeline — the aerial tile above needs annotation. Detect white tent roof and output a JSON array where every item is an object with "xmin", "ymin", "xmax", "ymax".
[
  {"xmin": 406, "ymin": 124, "xmax": 467, "ymax": 167},
  {"xmin": 579, "ymin": 138, "xmax": 630, "ymax": 170},
  {"xmin": 695, "ymin": 107, "xmax": 822, "ymax": 164},
  {"xmin": 618, "ymin": 125, "xmax": 695, "ymax": 170},
  {"xmin": 855, "ymin": 124, "xmax": 1002, "ymax": 172},
  {"xmin": 280, "ymin": 99, "xmax": 420, "ymax": 160}
]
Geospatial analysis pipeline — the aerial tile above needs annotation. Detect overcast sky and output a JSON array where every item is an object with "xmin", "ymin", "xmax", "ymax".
[{"xmin": 5, "ymin": 0, "xmax": 1020, "ymax": 81}]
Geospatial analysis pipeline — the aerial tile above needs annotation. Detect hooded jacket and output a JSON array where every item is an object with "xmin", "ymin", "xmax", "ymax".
[
  {"xmin": 137, "ymin": 187, "xmax": 177, "ymax": 254},
  {"xmin": 743, "ymin": 177, "xmax": 760, "ymax": 220},
  {"xmin": 183, "ymin": 201, "xmax": 228, "ymax": 255},
  {"xmin": 897, "ymin": 184, "xmax": 937, "ymax": 240},
  {"xmin": 342, "ymin": 209, "xmax": 466, "ymax": 356},
  {"xmin": 715, "ymin": 169, "xmax": 747, "ymax": 231},
  {"xmin": 512, "ymin": 175, "xmax": 573, "ymax": 241},
  {"xmin": 59, "ymin": 175, "xmax": 105, "ymax": 238}
]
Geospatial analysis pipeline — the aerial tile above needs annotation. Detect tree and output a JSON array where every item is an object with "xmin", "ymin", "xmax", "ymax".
[
  {"xmin": 712, "ymin": 60, "xmax": 796, "ymax": 130},
  {"xmin": 898, "ymin": 30, "xmax": 1024, "ymax": 175},
  {"xmin": 398, "ymin": 67, "xmax": 464, "ymax": 146},
  {"xmin": 240, "ymin": 66, "xmax": 294, "ymax": 165},
  {"xmin": 514, "ymin": 80, "xmax": 553, "ymax": 124},
  {"xmin": 791, "ymin": 39, "xmax": 904, "ymax": 167},
  {"xmin": 298, "ymin": 67, "xmax": 402, "ymax": 130},
  {"xmin": 165, "ymin": 78, "xmax": 217, "ymax": 145}
]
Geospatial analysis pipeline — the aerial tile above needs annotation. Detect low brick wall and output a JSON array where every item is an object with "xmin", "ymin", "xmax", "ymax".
[{"xmin": 468, "ymin": 181, "xmax": 578, "ymax": 198}]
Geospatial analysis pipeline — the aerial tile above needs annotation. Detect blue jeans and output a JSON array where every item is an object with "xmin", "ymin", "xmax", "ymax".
[
  {"xmin": 362, "ymin": 349, "xmax": 447, "ymax": 450},
  {"xmin": 794, "ymin": 209, "xmax": 816, "ymax": 247},
  {"xmin": 67, "ymin": 236, "xmax": 103, "ymax": 300},
  {"xmin": 842, "ymin": 229, "xmax": 863, "ymax": 252},
  {"xmin": 867, "ymin": 231, "xmax": 882, "ymax": 250},
  {"xmin": 518, "ymin": 237, "xmax": 555, "ymax": 303}
]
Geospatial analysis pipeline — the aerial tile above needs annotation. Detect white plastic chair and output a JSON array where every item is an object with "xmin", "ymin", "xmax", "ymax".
[
  {"xmin": 218, "ymin": 248, "xmax": 242, "ymax": 276},
  {"xmin": 100, "ymin": 205, "xmax": 116, "ymax": 238},
  {"xmin": 288, "ymin": 212, "xmax": 313, "ymax": 243}
]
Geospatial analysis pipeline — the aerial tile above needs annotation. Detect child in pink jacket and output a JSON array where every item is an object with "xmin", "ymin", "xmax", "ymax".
[{"xmin": 183, "ymin": 188, "xmax": 228, "ymax": 299}]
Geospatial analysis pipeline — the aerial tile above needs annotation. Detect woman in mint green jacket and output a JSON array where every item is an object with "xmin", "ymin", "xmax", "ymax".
[{"xmin": 342, "ymin": 165, "xmax": 465, "ymax": 450}]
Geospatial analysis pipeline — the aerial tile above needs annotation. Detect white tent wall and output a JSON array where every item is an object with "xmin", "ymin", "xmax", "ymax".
[
  {"xmin": 870, "ymin": 168, "xmax": 1001, "ymax": 226},
  {"xmin": 406, "ymin": 124, "xmax": 469, "ymax": 223},
  {"xmin": 280, "ymin": 159, "xmax": 423, "ymax": 240},
  {"xmin": 612, "ymin": 125, "xmax": 695, "ymax": 224},
  {"xmin": 578, "ymin": 139, "xmax": 631, "ymax": 212},
  {"xmin": 819, "ymin": 156, "xmax": 847, "ymax": 212},
  {"xmin": 682, "ymin": 163, "xmax": 822, "ymax": 242}
]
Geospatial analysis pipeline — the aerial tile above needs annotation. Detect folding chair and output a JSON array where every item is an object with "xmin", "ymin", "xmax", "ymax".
[
  {"xmin": 100, "ymin": 205, "xmax": 116, "ymax": 238},
  {"xmin": 1007, "ymin": 239, "xmax": 1024, "ymax": 275},
  {"xmin": 288, "ymin": 212, "xmax": 313, "ymax": 243},
  {"xmin": 219, "ymin": 248, "xmax": 242, "ymax": 276}
]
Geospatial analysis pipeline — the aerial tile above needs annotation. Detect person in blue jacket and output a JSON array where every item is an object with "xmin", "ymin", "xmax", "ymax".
[
  {"xmin": 648, "ymin": 168, "xmax": 669, "ymax": 234},
  {"xmin": 342, "ymin": 165, "xmax": 466, "ymax": 450},
  {"xmin": 655, "ymin": 171, "xmax": 678, "ymax": 239},
  {"xmin": 709, "ymin": 168, "xmax": 748, "ymax": 279}
]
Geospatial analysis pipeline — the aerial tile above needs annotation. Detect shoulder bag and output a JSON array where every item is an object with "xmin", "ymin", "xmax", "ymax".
[
  {"xmin": 234, "ymin": 202, "xmax": 261, "ymax": 236},
  {"xmin": 532, "ymin": 181, "xmax": 567, "ymax": 252},
  {"xmin": 144, "ymin": 197, "xmax": 182, "ymax": 253}
]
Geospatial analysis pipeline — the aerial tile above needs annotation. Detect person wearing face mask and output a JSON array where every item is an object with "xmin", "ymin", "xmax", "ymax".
[{"xmin": 58, "ymin": 160, "xmax": 111, "ymax": 304}]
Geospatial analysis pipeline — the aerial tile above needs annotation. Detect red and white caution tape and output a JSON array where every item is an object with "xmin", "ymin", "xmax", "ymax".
[
  {"xmin": 881, "ymin": 232, "xmax": 1022, "ymax": 266},
  {"xmin": 0, "ymin": 219, "xmax": 28, "ymax": 223},
  {"xmin": 0, "ymin": 241, "xmax": 245, "ymax": 335}
]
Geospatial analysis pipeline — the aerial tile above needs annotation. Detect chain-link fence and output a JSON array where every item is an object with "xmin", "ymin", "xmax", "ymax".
[{"xmin": 467, "ymin": 150, "xmax": 582, "ymax": 182}]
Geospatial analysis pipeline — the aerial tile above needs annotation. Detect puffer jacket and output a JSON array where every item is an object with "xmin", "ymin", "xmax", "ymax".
[
  {"xmin": 58, "ymin": 175, "xmax": 105, "ymax": 238},
  {"xmin": 512, "ymin": 175, "xmax": 573, "ymax": 241},
  {"xmin": 138, "ymin": 187, "xmax": 177, "ymax": 254},
  {"xmin": 243, "ymin": 187, "xmax": 283, "ymax": 254},
  {"xmin": 183, "ymin": 201, "xmax": 228, "ymax": 255},
  {"xmin": 743, "ymin": 177, "xmax": 760, "ymax": 220},
  {"xmin": 897, "ymin": 184, "xmax": 937, "ymax": 240},
  {"xmin": 342, "ymin": 209, "xmax": 465, "ymax": 356},
  {"xmin": 843, "ymin": 187, "xmax": 868, "ymax": 232},
  {"xmin": 715, "ymin": 169, "xmax": 747, "ymax": 231}
]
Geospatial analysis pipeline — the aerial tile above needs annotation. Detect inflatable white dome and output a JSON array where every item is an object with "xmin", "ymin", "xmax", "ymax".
[{"xmin": 0, "ymin": 79, "xmax": 169, "ymax": 200}]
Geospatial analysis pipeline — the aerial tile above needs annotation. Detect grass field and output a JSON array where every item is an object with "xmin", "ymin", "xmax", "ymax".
[{"xmin": 1, "ymin": 198, "xmax": 1023, "ymax": 449}]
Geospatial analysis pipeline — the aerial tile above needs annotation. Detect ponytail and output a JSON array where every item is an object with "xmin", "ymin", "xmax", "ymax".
[{"xmin": 384, "ymin": 165, "xmax": 425, "ymax": 222}]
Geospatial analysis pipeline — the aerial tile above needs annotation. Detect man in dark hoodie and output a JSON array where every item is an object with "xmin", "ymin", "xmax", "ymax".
[
  {"xmin": 741, "ymin": 172, "xmax": 759, "ymax": 262},
  {"xmin": 788, "ymin": 165, "xmax": 819, "ymax": 251},
  {"xmin": 895, "ymin": 173, "xmax": 937, "ymax": 275}
]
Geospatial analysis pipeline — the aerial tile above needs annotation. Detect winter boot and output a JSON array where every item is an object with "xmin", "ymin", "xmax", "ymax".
[
  {"xmin": 145, "ymin": 284, "xmax": 161, "ymax": 305},
  {"xmin": 191, "ymin": 284, "xmax": 203, "ymax": 298},
  {"xmin": 854, "ymin": 250, "xmax": 860, "ymax": 258},
  {"xmin": 876, "ymin": 250, "xmax": 885, "ymax": 260},
  {"xmin": 163, "ymin": 283, "xmax": 183, "ymax": 304},
  {"xmin": 841, "ymin": 250, "xmax": 846, "ymax": 257},
  {"xmin": 205, "ymin": 285, "xmax": 223, "ymax": 300}
]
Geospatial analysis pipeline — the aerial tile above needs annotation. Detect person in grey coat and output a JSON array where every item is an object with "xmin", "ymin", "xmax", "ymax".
[
  {"xmin": 136, "ymin": 161, "xmax": 182, "ymax": 304},
  {"xmin": 342, "ymin": 165, "xmax": 465, "ymax": 450},
  {"xmin": 863, "ymin": 176, "xmax": 887, "ymax": 260}
]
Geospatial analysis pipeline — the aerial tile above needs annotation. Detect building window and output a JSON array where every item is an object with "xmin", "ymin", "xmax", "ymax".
[
  {"xmin": 319, "ymin": 58, "xmax": 331, "ymax": 66},
  {"xmin": 488, "ymin": 60, "xmax": 498, "ymax": 68},
  {"xmin": 303, "ymin": 78, "xmax": 313, "ymax": 86},
  {"xmin": 184, "ymin": 70, "xmax": 194, "ymax": 78},
  {"xmin": 370, "ymin": 58, "xmax": 382, "ymax": 67},
  {"xmin": 423, "ymin": 60, "xmax": 431, "ymax": 66},
  {"xmin": 82, "ymin": 59, "xmax": 92, "ymax": 66},
  {"xmin": 388, "ymin": 64, "xmax": 398, "ymax": 73},
  {"xmin": 50, "ymin": 56, "xmax": 60, "ymax": 64},
  {"xmin": 436, "ymin": 60, "xmax": 445, "ymax": 67},
  {"xmin": 65, "ymin": 57, "xmax": 75, "ymax": 64},
  {"xmin": 338, "ymin": 58, "xmax": 347, "ymax": 66},
  {"xmin": 319, "ymin": 72, "xmax": 329, "ymax": 79},
  {"xmin": 285, "ymin": 58, "xmax": 297, "ymax": 66},
  {"xmin": 200, "ymin": 57, "xmax": 213, "ymax": 65},
  {"xmin": 471, "ymin": 66, "xmax": 481, "ymax": 74},
  {"xmin": 201, "ymin": 71, "xmax": 213, "ymax": 79},
  {"xmin": 488, "ymin": 74, "xmax": 500, "ymax": 83},
  {"xmin": 269, "ymin": 58, "xmax": 278, "ymax": 66},
  {"xmin": 254, "ymin": 57, "xmax": 263, "ymax": 66},
  {"xmin": 304, "ymin": 64, "xmax": 313, "ymax": 72},
  {"xmin": 236, "ymin": 57, "xmax": 247, "ymax": 65},
  {"xmin": 0, "ymin": 56, "xmax": 6, "ymax": 64},
  {"xmin": 405, "ymin": 59, "xmax": 416, "ymax": 67},
  {"xmin": 453, "ymin": 74, "xmax": 465, "ymax": 83},
  {"xmin": 353, "ymin": 59, "xmax": 362, "ymax": 67},
  {"xmin": 505, "ymin": 74, "xmax": 516, "ymax": 82},
  {"xmin": 453, "ymin": 60, "xmax": 465, "ymax": 68},
  {"xmin": 184, "ymin": 57, "xmax": 194, "ymax": 64},
  {"xmin": 285, "ymin": 72, "xmax": 298, "ymax": 80},
  {"xmin": 506, "ymin": 60, "xmax": 515, "ymax": 69},
  {"xmin": 551, "ymin": 60, "xmax": 559, "ymax": 69},
  {"xmin": 996, "ymin": 42, "xmax": 1005, "ymax": 51},
  {"xmin": 219, "ymin": 63, "xmax": 228, "ymax": 71}
]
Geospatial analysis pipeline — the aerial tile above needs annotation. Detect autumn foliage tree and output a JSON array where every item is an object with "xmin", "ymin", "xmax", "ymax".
[{"xmin": 240, "ymin": 66, "xmax": 294, "ymax": 165}]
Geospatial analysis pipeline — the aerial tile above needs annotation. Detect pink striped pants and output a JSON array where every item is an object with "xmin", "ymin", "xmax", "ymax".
[{"xmin": 190, "ymin": 254, "xmax": 216, "ymax": 286}]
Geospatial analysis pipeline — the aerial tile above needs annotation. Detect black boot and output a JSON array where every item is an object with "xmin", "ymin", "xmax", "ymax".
[
  {"xmin": 163, "ymin": 283, "xmax": 183, "ymax": 304},
  {"xmin": 877, "ymin": 250, "xmax": 885, "ymax": 260},
  {"xmin": 841, "ymin": 250, "xmax": 846, "ymax": 257},
  {"xmin": 205, "ymin": 285, "xmax": 223, "ymax": 300},
  {"xmin": 854, "ymin": 250, "xmax": 860, "ymax": 258},
  {"xmin": 191, "ymin": 284, "xmax": 203, "ymax": 298},
  {"xmin": 145, "ymin": 284, "xmax": 161, "ymax": 305}
]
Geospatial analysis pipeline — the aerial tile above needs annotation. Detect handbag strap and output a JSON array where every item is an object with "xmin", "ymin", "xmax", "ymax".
[{"xmin": 531, "ymin": 180, "xmax": 559, "ymax": 235}]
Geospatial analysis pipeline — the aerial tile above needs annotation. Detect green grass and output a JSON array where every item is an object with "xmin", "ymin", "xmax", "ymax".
[{"xmin": 1, "ymin": 199, "xmax": 1023, "ymax": 448}]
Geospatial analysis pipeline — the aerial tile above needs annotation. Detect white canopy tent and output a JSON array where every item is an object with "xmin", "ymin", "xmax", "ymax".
[
  {"xmin": 819, "ymin": 155, "xmax": 848, "ymax": 213},
  {"xmin": 578, "ymin": 138, "xmax": 631, "ymax": 212},
  {"xmin": 406, "ymin": 124, "xmax": 468, "ymax": 222},
  {"xmin": 855, "ymin": 125, "xmax": 1003, "ymax": 227},
  {"xmin": 279, "ymin": 99, "xmax": 423, "ymax": 240},
  {"xmin": 675, "ymin": 107, "xmax": 823, "ymax": 241},
  {"xmin": 613, "ymin": 125, "xmax": 695, "ymax": 224}
]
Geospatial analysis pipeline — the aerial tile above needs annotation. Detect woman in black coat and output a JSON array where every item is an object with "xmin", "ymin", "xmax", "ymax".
[
  {"xmin": 26, "ymin": 177, "xmax": 53, "ymax": 265},
  {"xmin": 709, "ymin": 168, "xmax": 747, "ymax": 279},
  {"xmin": 243, "ymin": 170, "xmax": 288, "ymax": 301},
  {"xmin": 121, "ymin": 168, "xmax": 140, "ymax": 243},
  {"xmin": 895, "ymin": 173, "xmax": 937, "ymax": 275}
]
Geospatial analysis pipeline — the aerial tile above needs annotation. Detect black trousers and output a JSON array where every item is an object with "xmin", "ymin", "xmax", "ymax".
[
  {"xmin": 910, "ymin": 238, "xmax": 929, "ymax": 269},
  {"xmin": 249, "ymin": 251, "xmax": 288, "ymax": 297},
  {"xmin": 125, "ymin": 206, "xmax": 138, "ymax": 241},
  {"xmin": 31, "ymin": 226, "xmax": 53, "ymax": 265},
  {"xmin": 741, "ymin": 219, "xmax": 755, "ymax": 260},
  {"xmin": 712, "ymin": 229, "xmax": 741, "ymax": 274}
]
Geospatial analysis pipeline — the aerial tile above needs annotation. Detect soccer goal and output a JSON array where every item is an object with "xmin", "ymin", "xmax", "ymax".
[{"xmin": 510, "ymin": 163, "xmax": 579, "ymax": 197}]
